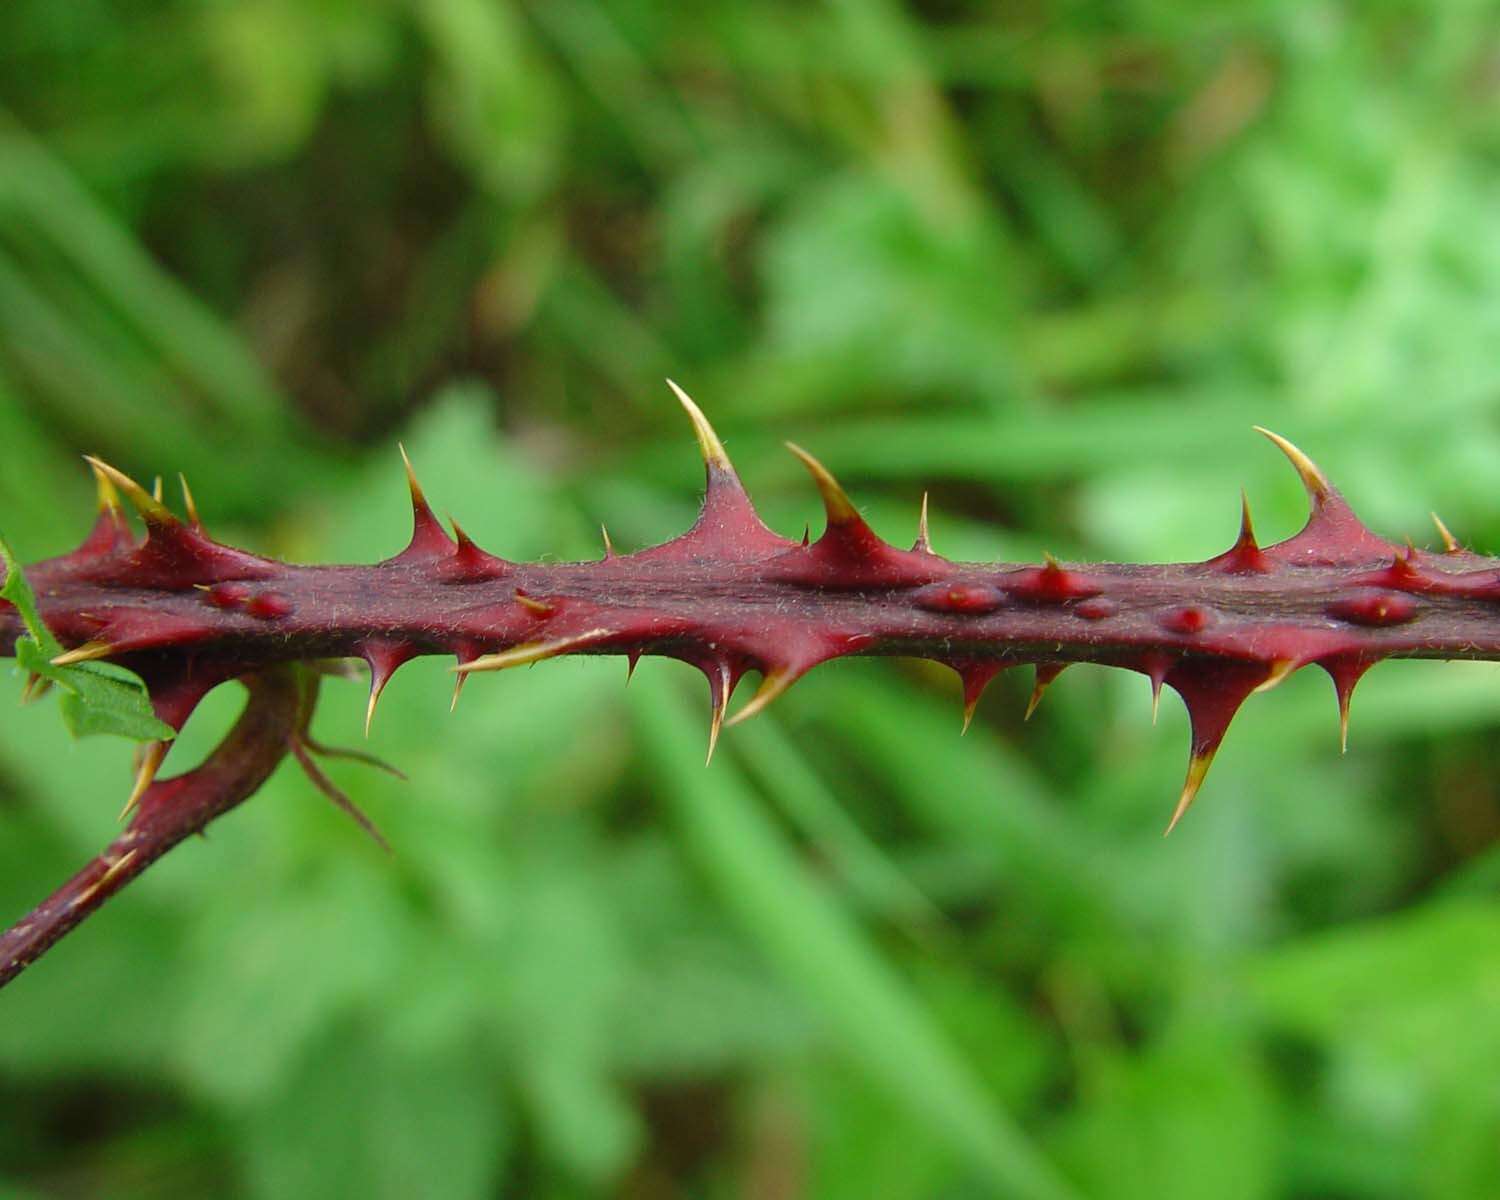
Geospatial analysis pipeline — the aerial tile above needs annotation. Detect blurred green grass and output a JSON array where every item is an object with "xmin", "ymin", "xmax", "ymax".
[{"xmin": 3, "ymin": 1, "xmax": 1500, "ymax": 1196}]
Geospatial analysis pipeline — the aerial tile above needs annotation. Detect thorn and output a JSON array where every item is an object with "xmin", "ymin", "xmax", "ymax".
[
  {"xmin": 1338, "ymin": 689, "xmax": 1350, "ymax": 754},
  {"xmin": 961, "ymin": 696, "xmax": 979, "ymax": 734},
  {"xmin": 785, "ymin": 442, "xmax": 865, "ymax": 529},
  {"xmin": 1151, "ymin": 676, "xmax": 1162, "ymax": 724},
  {"xmin": 1164, "ymin": 749, "xmax": 1216, "ymax": 836},
  {"xmin": 668, "ymin": 380, "xmax": 732, "ymax": 471},
  {"xmin": 1239, "ymin": 489, "xmax": 1256, "ymax": 547},
  {"xmin": 454, "ymin": 628, "xmax": 615, "ymax": 675},
  {"xmin": 601, "ymin": 524, "xmax": 615, "ymax": 558},
  {"xmin": 83, "ymin": 456, "xmax": 176, "ymax": 524},
  {"xmin": 120, "ymin": 740, "xmax": 167, "ymax": 821},
  {"xmin": 626, "ymin": 650, "xmax": 640, "ymax": 682},
  {"xmin": 450, "ymin": 673, "xmax": 467, "ymax": 712},
  {"xmin": 514, "ymin": 589, "xmax": 555, "ymax": 617},
  {"xmin": 151, "ymin": 476, "xmax": 163, "ymax": 503},
  {"xmin": 914, "ymin": 492, "xmax": 932, "ymax": 553},
  {"xmin": 19, "ymin": 673, "xmax": 48, "ymax": 704},
  {"xmin": 361, "ymin": 642, "xmax": 416, "ymax": 737},
  {"xmin": 1252, "ymin": 427, "xmax": 1330, "ymax": 502},
  {"xmin": 178, "ymin": 473, "xmax": 201, "ymax": 527},
  {"xmin": 88, "ymin": 459, "xmax": 123, "ymax": 521},
  {"xmin": 365, "ymin": 685, "xmax": 381, "ymax": 738},
  {"xmin": 51, "ymin": 640, "xmax": 115, "ymax": 667},
  {"xmin": 706, "ymin": 660, "xmax": 732, "ymax": 766},
  {"xmin": 725, "ymin": 667, "xmax": 795, "ymax": 727},
  {"xmin": 398, "ymin": 443, "xmax": 427, "ymax": 509},
  {"xmin": 1025, "ymin": 662, "xmax": 1067, "ymax": 721},
  {"xmin": 1253, "ymin": 658, "xmax": 1298, "ymax": 694},
  {"xmin": 1431, "ymin": 512, "xmax": 1460, "ymax": 553}
]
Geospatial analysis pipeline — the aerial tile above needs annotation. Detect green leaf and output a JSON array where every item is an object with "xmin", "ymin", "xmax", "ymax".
[{"xmin": 1, "ymin": 532, "xmax": 174, "ymax": 743}]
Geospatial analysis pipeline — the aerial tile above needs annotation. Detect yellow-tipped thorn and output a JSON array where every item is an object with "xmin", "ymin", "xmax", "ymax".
[
  {"xmin": 1164, "ymin": 750, "xmax": 1217, "ymax": 836},
  {"xmin": 785, "ymin": 442, "xmax": 860, "ymax": 525},
  {"xmin": 1252, "ymin": 427, "xmax": 1331, "ymax": 502},
  {"xmin": 1431, "ymin": 512, "xmax": 1460, "ymax": 553},
  {"xmin": 178, "ymin": 473, "xmax": 201, "ymax": 527},
  {"xmin": 83, "ymin": 456, "xmax": 175, "ymax": 523},
  {"xmin": 450, "ymin": 672, "xmax": 467, "ymax": 713},
  {"xmin": 398, "ymin": 443, "xmax": 428, "ymax": 508},
  {"xmin": 1338, "ymin": 692, "xmax": 1350, "ymax": 754},
  {"xmin": 51, "ymin": 640, "xmax": 115, "ymax": 667},
  {"xmin": 120, "ymin": 740, "xmax": 167, "ymax": 821},
  {"xmin": 454, "ymin": 629, "xmax": 614, "ymax": 675},
  {"xmin": 1253, "ymin": 658, "xmax": 1298, "ymax": 694},
  {"xmin": 667, "ymin": 380, "xmax": 732, "ymax": 471},
  {"xmin": 915, "ymin": 492, "xmax": 932, "ymax": 553},
  {"xmin": 725, "ymin": 668, "xmax": 795, "ymax": 728},
  {"xmin": 961, "ymin": 697, "xmax": 978, "ymax": 735},
  {"xmin": 601, "ymin": 524, "xmax": 616, "ymax": 558},
  {"xmin": 365, "ymin": 686, "xmax": 381, "ymax": 738},
  {"xmin": 1239, "ymin": 489, "xmax": 1256, "ymax": 544},
  {"xmin": 1024, "ymin": 680, "xmax": 1047, "ymax": 722},
  {"xmin": 88, "ymin": 459, "xmax": 122, "ymax": 518},
  {"xmin": 1151, "ymin": 678, "xmax": 1163, "ymax": 725},
  {"xmin": 514, "ymin": 589, "xmax": 555, "ymax": 617}
]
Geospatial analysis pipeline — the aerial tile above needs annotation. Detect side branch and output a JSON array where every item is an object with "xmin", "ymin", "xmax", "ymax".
[{"xmin": 0, "ymin": 666, "xmax": 304, "ymax": 987}]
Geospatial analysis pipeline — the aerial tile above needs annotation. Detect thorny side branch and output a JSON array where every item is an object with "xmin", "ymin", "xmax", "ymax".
[{"xmin": 2, "ymin": 385, "xmax": 1498, "ymax": 984}]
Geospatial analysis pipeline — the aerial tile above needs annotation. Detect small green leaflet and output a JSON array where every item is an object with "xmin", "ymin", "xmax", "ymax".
[{"xmin": 1, "ymin": 533, "xmax": 175, "ymax": 742}]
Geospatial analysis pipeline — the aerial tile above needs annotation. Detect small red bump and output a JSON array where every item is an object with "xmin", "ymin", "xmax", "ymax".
[
  {"xmin": 1074, "ymin": 598, "xmax": 1116, "ymax": 621},
  {"xmin": 1161, "ymin": 606, "xmax": 1213, "ymax": 635},
  {"xmin": 915, "ymin": 582, "xmax": 1005, "ymax": 615},
  {"xmin": 1326, "ymin": 591, "xmax": 1418, "ymax": 627},
  {"xmin": 1005, "ymin": 562, "xmax": 1102, "ymax": 604},
  {"xmin": 204, "ymin": 582, "xmax": 252, "ymax": 609},
  {"xmin": 246, "ymin": 591, "xmax": 293, "ymax": 620}
]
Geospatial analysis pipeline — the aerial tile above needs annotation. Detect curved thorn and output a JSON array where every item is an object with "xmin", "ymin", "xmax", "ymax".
[
  {"xmin": 961, "ymin": 696, "xmax": 978, "ymax": 735},
  {"xmin": 178, "ymin": 473, "xmax": 201, "ymax": 528},
  {"xmin": 914, "ymin": 492, "xmax": 932, "ymax": 553},
  {"xmin": 51, "ymin": 640, "xmax": 115, "ymax": 667},
  {"xmin": 364, "ymin": 683, "xmax": 382, "ymax": 738},
  {"xmin": 1164, "ymin": 749, "xmax": 1216, "ymax": 836},
  {"xmin": 398, "ymin": 443, "xmax": 427, "ymax": 509},
  {"xmin": 1025, "ymin": 663, "xmax": 1067, "ymax": 721},
  {"xmin": 667, "ymin": 380, "xmax": 731, "ymax": 471},
  {"xmin": 1253, "ymin": 658, "xmax": 1297, "ymax": 694},
  {"xmin": 120, "ymin": 740, "xmax": 167, "ymax": 821},
  {"xmin": 601, "ymin": 524, "xmax": 615, "ymax": 558},
  {"xmin": 87, "ymin": 459, "xmax": 122, "ymax": 519},
  {"xmin": 1252, "ymin": 427, "xmax": 1330, "ymax": 503},
  {"xmin": 785, "ymin": 442, "xmax": 859, "ymax": 524},
  {"xmin": 1431, "ymin": 511, "xmax": 1460, "ymax": 553},
  {"xmin": 706, "ymin": 661, "xmax": 731, "ymax": 766},
  {"xmin": 454, "ymin": 629, "xmax": 615, "ymax": 675},
  {"xmin": 82, "ymin": 457, "xmax": 175, "ymax": 524},
  {"xmin": 725, "ymin": 667, "xmax": 794, "ymax": 727}
]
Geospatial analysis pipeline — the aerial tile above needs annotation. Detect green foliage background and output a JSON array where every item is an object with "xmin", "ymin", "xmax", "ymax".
[{"xmin": 3, "ymin": 1, "xmax": 1500, "ymax": 1196}]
